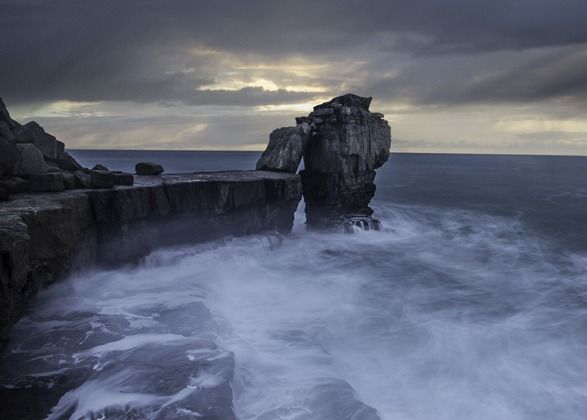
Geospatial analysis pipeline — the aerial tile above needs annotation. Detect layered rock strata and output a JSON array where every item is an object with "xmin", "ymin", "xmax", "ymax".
[{"xmin": 0, "ymin": 171, "xmax": 302, "ymax": 339}]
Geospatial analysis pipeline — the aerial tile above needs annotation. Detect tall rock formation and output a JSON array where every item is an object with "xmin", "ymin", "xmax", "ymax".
[{"xmin": 256, "ymin": 93, "xmax": 391, "ymax": 230}]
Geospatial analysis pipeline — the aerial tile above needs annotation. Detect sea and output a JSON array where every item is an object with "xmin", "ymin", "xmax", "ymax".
[{"xmin": 1, "ymin": 151, "xmax": 587, "ymax": 420}]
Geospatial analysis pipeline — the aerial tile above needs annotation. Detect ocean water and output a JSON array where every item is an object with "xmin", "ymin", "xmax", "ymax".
[{"xmin": 1, "ymin": 152, "xmax": 587, "ymax": 420}]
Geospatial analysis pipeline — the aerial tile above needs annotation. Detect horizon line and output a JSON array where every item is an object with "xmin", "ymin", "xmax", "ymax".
[{"xmin": 68, "ymin": 149, "xmax": 587, "ymax": 158}]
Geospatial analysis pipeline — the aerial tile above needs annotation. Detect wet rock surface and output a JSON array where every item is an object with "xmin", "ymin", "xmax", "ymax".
[{"xmin": 0, "ymin": 171, "xmax": 302, "ymax": 340}]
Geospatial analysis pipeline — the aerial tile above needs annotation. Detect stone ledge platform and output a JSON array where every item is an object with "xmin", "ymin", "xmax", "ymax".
[{"xmin": 0, "ymin": 171, "xmax": 302, "ymax": 339}]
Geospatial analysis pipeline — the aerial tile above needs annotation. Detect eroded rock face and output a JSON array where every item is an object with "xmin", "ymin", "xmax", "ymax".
[{"xmin": 301, "ymin": 94, "xmax": 391, "ymax": 227}]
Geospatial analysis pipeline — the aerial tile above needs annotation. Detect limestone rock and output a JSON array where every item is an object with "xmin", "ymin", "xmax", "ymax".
[
  {"xmin": 112, "ymin": 171, "xmax": 134, "ymax": 186},
  {"xmin": 300, "ymin": 94, "xmax": 391, "ymax": 228},
  {"xmin": 47, "ymin": 152, "xmax": 83, "ymax": 172},
  {"xmin": 90, "ymin": 170, "xmax": 115, "ymax": 188},
  {"xmin": 0, "ymin": 182, "xmax": 10, "ymax": 201},
  {"xmin": 135, "ymin": 162, "xmax": 164, "ymax": 175},
  {"xmin": 0, "ymin": 137, "xmax": 19, "ymax": 176},
  {"xmin": 0, "ymin": 97, "xmax": 17, "ymax": 133},
  {"xmin": 256, "ymin": 124, "xmax": 310, "ymax": 173},
  {"xmin": 1, "ymin": 176, "xmax": 28, "ymax": 193},
  {"xmin": 21, "ymin": 121, "xmax": 65, "ymax": 160},
  {"xmin": 62, "ymin": 172, "xmax": 76, "ymax": 189},
  {"xmin": 74, "ymin": 170, "xmax": 92, "ymax": 188},
  {"xmin": 13, "ymin": 143, "xmax": 57, "ymax": 175},
  {"xmin": 29, "ymin": 173, "xmax": 66, "ymax": 192}
]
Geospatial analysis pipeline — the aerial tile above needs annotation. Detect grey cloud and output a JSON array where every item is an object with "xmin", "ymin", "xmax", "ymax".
[{"xmin": 2, "ymin": 0, "xmax": 587, "ymax": 107}]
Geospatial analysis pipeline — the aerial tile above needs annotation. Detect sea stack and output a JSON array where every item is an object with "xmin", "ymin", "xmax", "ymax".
[{"xmin": 257, "ymin": 93, "xmax": 392, "ymax": 230}]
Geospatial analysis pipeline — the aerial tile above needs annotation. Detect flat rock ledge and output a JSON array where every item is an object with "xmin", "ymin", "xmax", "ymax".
[{"xmin": 0, "ymin": 171, "xmax": 301, "ymax": 339}]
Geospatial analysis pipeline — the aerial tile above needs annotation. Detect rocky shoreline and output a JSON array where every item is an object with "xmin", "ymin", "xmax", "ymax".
[
  {"xmin": 0, "ymin": 93, "xmax": 391, "ymax": 340},
  {"xmin": 0, "ymin": 171, "xmax": 301, "ymax": 339}
]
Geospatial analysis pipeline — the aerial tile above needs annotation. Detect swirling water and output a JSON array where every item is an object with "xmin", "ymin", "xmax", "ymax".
[{"xmin": 1, "ymin": 152, "xmax": 587, "ymax": 420}]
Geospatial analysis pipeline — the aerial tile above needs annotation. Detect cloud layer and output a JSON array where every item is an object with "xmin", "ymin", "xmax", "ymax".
[{"xmin": 2, "ymin": 0, "xmax": 586, "ymax": 154}]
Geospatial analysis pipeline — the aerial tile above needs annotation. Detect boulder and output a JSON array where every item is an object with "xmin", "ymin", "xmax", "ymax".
[
  {"xmin": 92, "ymin": 164, "xmax": 109, "ymax": 171},
  {"xmin": 0, "ymin": 137, "xmax": 19, "ymax": 176},
  {"xmin": 19, "ymin": 121, "xmax": 65, "ymax": 160},
  {"xmin": 135, "ymin": 162, "xmax": 164, "ymax": 175},
  {"xmin": 74, "ymin": 170, "xmax": 92, "ymax": 189},
  {"xmin": 12, "ymin": 143, "xmax": 57, "ymax": 175},
  {"xmin": 1, "ymin": 176, "xmax": 29, "ymax": 194},
  {"xmin": 90, "ymin": 170, "xmax": 115, "ymax": 189},
  {"xmin": 112, "ymin": 171, "xmax": 134, "ymax": 186},
  {"xmin": 256, "ymin": 124, "xmax": 310, "ymax": 173},
  {"xmin": 29, "ymin": 173, "xmax": 65, "ymax": 192}
]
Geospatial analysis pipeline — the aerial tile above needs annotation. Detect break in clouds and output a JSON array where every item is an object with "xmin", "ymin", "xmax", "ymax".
[{"xmin": 1, "ymin": 0, "xmax": 587, "ymax": 154}]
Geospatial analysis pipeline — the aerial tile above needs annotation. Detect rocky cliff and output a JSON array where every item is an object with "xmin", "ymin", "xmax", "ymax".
[
  {"xmin": 256, "ymin": 94, "xmax": 391, "ymax": 229},
  {"xmin": 0, "ymin": 97, "xmax": 135, "ymax": 198},
  {"xmin": 0, "ymin": 171, "xmax": 302, "ymax": 339}
]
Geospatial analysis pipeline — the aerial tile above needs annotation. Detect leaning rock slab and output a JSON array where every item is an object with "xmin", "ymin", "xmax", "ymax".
[{"xmin": 256, "ymin": 123, "xmax": 310, "ymax": 173}]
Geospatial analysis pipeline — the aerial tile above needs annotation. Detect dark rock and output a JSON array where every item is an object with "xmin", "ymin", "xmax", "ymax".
[
  {"xmin": 13, "ymin": 143, "xmax": 57, "ymax": 175},
  {"xmin": 0, "ymin": 137, "xmax": 19, "ymax": 176},
  {"xmin": 29, "ymin": 173, "xmax": 66, "ymax": 192},
  {"xmin": 0, "ymin": 183, "xmax": 10, "ymax": 201},
  {"xmin": 314, "ymin": 93, "xmax": 372, "ymax": 111},
  {"xmin": 74, "ymin": 170, "xmax": 92, "ymax": 189},
  {"xmin": 0, "ymin": 171, "xmax": 302, "ymax": 339},
  {"xmin": 17, "ymin": 121, "xmax": 66, "ymax": 160},
  {"xmin": 1, "ymin": 176, "xmax": 29, "ymax": 193},
  {"xmin": 92, "ymin": 164, "xmax": 109, "ymax": 171},
  {"xmin": 300, "ymin": 94, "xmax": 391, "ymax": 228},
  {"xmin": 135, "ymin": 162, "xmax": 164, "ymax": 175},
  {"xmin": 0, "ymin": 97, "xmax": 17, "ymax": 132},
  {"xmin": 0, "ymin": 120, "xmax": 15, "ymax": 140},
  {"xmin": 90, "ymin": 170, "xmax": 115, "ymax": 189},
  {"xmin": 47, "ymin": 152, "xmax": 83, "ymax": 171},
  {"xmin": 112, "ymin": 171, "xmax": 134, "ymax": 186},
  {"xmin": 62, "ymin": 172, "xmax": 76, "ymax": 189},
  {"xmin": 256, "ymin": 124, "xmax": 310, "ymax": 173}
]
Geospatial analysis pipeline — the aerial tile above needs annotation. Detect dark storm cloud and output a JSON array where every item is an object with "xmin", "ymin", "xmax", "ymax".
[
  {"xmin": 365, "ymin": 46, "xmax": 587, "ymax": 107},
  {"xmin": 1, "ymin": 0, "xmax": 586, "ymax": 106}
]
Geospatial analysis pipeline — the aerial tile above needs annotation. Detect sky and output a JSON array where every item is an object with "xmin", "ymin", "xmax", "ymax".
[{"xmin": 1, "ymin": 0, "xmax": 587, "ymax": 155}]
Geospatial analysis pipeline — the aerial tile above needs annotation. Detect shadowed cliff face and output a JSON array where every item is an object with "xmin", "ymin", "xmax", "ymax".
[{"xmin": 256, "ymin": 94, "xmax": 392, "ymax": 230}]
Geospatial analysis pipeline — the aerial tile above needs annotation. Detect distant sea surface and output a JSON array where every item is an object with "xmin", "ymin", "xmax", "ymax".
[{"xmin": 2, "ymin": 151, "xmax": 587, "ymax": 420}]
